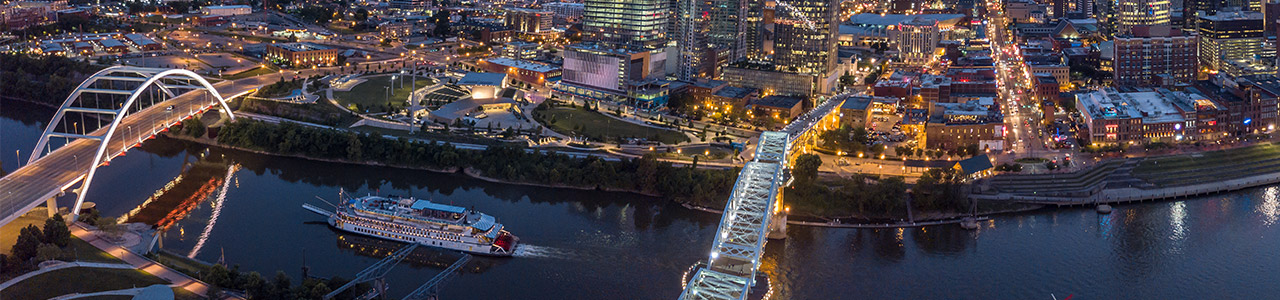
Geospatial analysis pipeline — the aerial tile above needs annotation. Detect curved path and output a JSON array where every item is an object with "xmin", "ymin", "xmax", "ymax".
[{"xmin": 0, "ymin": 261, "xmax": 134, "ymax": 292}]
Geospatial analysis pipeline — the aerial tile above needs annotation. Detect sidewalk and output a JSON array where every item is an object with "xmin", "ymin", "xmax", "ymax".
[{"xmin": 69, "ymin": 223, "xmax": 217, "ymax": 298}]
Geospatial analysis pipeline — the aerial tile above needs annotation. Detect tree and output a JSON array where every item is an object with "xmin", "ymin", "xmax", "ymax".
[
  {"xmin": 432, "ymin": 10, "xmax": 452, "ymax": 36},
  {"xmin": 353, "ymin": 8, "xmax": 370, "ymax": 22},
  {"xmin": 12, "ymin": 225, "xmax": 43, "ymax": 261},
  {"xmin": 241, "ymin": 271, "xmax": 269, "ymax": 299},
  {"xmin": 35, "ymin": 243, "xmax": 62, "ymax": 262},
  {"xmin": 793, "ymin": 154, "xmax": 822, "ymax": 184},
  {"xmin": 204, "ymin": 264, "xmax": 232, "ymax": 287},
  {"xmin": 42, "ymin": 214, "xmax": 70, "ymax": 247},
  {"xmin": 307, "ymin": 282, "xmax": 332, "ymax": 299},
  {"xmin": 271, "ymin": 271, "xmax": 293, "ymax": 299}
]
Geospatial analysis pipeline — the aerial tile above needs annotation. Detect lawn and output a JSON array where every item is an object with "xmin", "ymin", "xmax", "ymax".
[
  {"xmin": 152, "ymin": 250, "xmax": 212, "ymax": 279},
  {"xmin": 536, "ymin": 107, "xmax": 690, "ymax": 144},
  {"xmin": 1134, "ymin": 144, "xmax": 1280, "ymax": 177},
  {"xmin": 0, "ymin": 267, "xmax": 168, "ymax": 300},
  {"xmin": 67, "ymin": 237, "xmax": 124, "ymax": 263},
  {"xmin": 223, "ymin": 66, "xmax": 277, "ymax": 80},
  {"xmin": 237, "ymin": 98, "xmax": 360, "ymax": 127},
  {"xmin": 1131, "ymin": 143, "xmax": 1280, "ymax": 186},
  {"xmin": 332, "ymin": 75, "xmax": 434, "ymax": 113}
]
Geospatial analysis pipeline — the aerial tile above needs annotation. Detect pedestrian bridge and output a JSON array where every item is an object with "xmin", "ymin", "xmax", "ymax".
[
  {"xmin": 679, "ymin": 93, "xmax": 848, "ymax": 300},
  {"xmin": 0, "ymin": 67, "xmax": 247, "ymax": 226}
]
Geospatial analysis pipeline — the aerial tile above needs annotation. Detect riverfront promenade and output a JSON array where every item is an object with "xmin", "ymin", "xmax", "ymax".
[
  {"xmin": 68, "ymin": 223, "xmax": 221, "ymax": 298},
  {"xmin": 974, "ymin": 144, "xmax": 1280, "ymax": 205}
]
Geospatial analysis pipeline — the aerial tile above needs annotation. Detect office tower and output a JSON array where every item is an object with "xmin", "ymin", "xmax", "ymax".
[
  {"xmin": 583, "ymin": 0, "xmax": 669, "ymax": 49},
  {"xmin": 1187, "ymin": 0, "xmax": 1262, "ymax": 25},
  {"xmin": 1198, "ymin": 8, "xmax": 1265, "ymax": 71},
  {"xmin": 1053, "ymin": 0, "xmax": 1068, "ymax": 19},
  {"xmin": 676, "ymin": 0, "xmax": 749, "ymax": 79},
  {"xmin": 1113, "ymin": 25, "xmax": 1198, "ymax": 87},
  {"xmin": 677, "ymin": 0, "xmax": 711, "ymax": 79},
  {"xmin": 744, "ymin": 0, "xmax": 766, "ymax": 59},
  {"xmin": 893, "ymin": 17, "xmax": 942, "ymax": 66},
  {"xmin": 1075, "ymin": 0, "xmax": 1095, "ymax": 16},
  {"xmin": 1265, "ymin": 0, "xmax": 1280, "ymax": 35},
  {"xmin": 708, "ymin": 0, "xmax": 748, "ymax": 60},
  {"xmin": 505, "ymin": 8, "xmax": 553, "ymax": 34},
  {"xmin": 772, "ymin": 0, "xmax": 838, "ymax": 76},
  {"xmin": 1118, "ymin": 0, "xmax": 1172, "ymax": 34}
]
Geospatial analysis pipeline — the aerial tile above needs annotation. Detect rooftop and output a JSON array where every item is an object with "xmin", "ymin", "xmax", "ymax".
[
  {"xmin": 752, "ymin": 95, "xmax": 804, "ymax": 109},
  {"xmin": 1076, "ymin": 88, "xmax": 1205, "ymax": 124},
  {"xmin": 713, "ymin": 86, "xmax": 758, "ymax": 99},
  {"xmin": 457, "ymin": 72, "xmax": 508, "ymax": 86},
  {"xmin": 204, "ymin": 5, "xmax": 252, "ymax": 9},
  {"xmin": 481, "ymin": 57, "xmax": 560, "ymax": 73},
  {"xmin": 274, "ymin": 42, "xmax": 330, "ymax": 52},
  {"xmin": 846, "ymin": 13, "xmax": 965, "ymax": 27}
]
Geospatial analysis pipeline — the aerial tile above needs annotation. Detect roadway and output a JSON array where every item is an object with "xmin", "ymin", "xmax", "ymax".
[{"xmin": 0, "ymin": 66, "xmax": 337, "ymax": 226}]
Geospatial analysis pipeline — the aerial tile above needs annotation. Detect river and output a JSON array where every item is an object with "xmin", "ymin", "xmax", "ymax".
[{"xmin": 5, "ymin": 98, "xmax": 1280, "ymax": 299}]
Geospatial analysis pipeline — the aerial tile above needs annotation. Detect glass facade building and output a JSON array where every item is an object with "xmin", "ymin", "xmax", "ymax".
[{"xmin": 583, "ymin": 0, "xmax": 669, "ymax": 49}]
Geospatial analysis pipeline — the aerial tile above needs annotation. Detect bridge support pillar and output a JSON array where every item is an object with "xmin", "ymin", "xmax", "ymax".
[
  {"xmin": 45, "ymin": 197, "xmax": 58, "ymax": 218},
  {"xmin": 767, "ymin": 212, "xmax": 787, "ymax": 239}
]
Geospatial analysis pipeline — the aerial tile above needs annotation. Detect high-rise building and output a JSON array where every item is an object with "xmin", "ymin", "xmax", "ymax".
[
  {"xmin": 708, "ymin": 0, "xmax": 748, "ymax": 60},
  {"xmin": 1075, "ymin": 0, "xmax": 1095, "ymax": 17},
  {"xmin": 1265, "ymin": 0, "xmax": 1280, "ymax": 35},
  {"xmin": 1186, "ymin": 0, "xmax": 1262, "ymax": 27},
  {"xmin": 1117, "ymin": 0, "xmax": 1171, "ymax": 34},
  {"xmin": 543, "ymin": 2, "xmax": 585, "ymax": 22},
  {"xmin": 676, "ymin": 0, "xmax": 709, "ymax": 80},
  {"xmin": 1197, "ymin": 9, "xmax": 1266, "ymax": 72},
  {"xmin": 893, "ymin": 17, "xmax": 942, "ymax": 66},
  {"xmin": 1053, "ymin": 0, "xmax": 1068, "ymax": 19},
  {"xmin": 772, "ymin": 0, "xmax": 838, "ymax": 76},
  {"xmin": 505, "ymin": 8, "xmax": 553, "ymax": 33},
  {"xmin": 676, "ymin": 0, "xmax": 749, "ymax": 79},
  {"xmin": 743, "ymin": 0, "xmax": 767, "ymax": 59},
  {"xmin": 1113, "ymin": 25, "xmax": 1199, "ymax": 87},
  {"xmin": 583, "ymin": 0, "xmax": 669, "ymax": 49},
  {"xmin": 557, "ymin": 43, "xmax": 670, "ymax": 107}
]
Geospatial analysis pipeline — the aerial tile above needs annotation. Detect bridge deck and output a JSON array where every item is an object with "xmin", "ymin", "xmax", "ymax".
[
  {"xmin": 680, "ymin": 93, "xmax": 853, "ymax": 299},
  {"xmin": 0, "ymin": 76, "xmax": 267, "ymax": 226}
]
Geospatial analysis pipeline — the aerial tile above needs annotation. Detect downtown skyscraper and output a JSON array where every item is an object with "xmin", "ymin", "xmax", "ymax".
[
  {"xmin": 1117, "ymin": 0, "xmax": 1172, "ymax": 34},
  {"xmin": 583, "ymin": 0, "xmax": 669, "ymax": 49},
  {"xmin": 771, "ymin": 0, "xmax": 839, "ymax": 76}
]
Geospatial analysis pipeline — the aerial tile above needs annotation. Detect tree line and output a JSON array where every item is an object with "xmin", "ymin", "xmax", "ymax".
[
  {"xmin": 215, "ymin": 120, "xmax": 739, "ymax": 207},
  {"xmin": 0, "ymin": 53, "xmax": 102, "ymax": 106},
  {"xmin": 784, "ymin": 154, "xmax": 969, "ymax": 219}
]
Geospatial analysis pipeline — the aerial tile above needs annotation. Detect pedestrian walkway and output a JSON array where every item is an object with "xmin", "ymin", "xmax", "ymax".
[
  {"xmin": 0, "ymin": 261, "xmax": 134, "ymax": 291},
  {"xmin": 68, "ymin": 223, "xmax": 217, "ymax": 298}
]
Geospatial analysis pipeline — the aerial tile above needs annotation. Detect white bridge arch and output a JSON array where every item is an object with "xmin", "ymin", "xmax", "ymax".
[{"xmin": 28, "ymin": 66, "xmax": 235, "ymax": 219}]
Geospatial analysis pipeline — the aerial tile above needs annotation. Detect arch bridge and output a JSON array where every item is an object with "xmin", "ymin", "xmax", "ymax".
[
  {"xmin": 0, "ymin": 67, "xmax": 238, "ymax": 225},
  {"xmin": 679, "ymin": 92, "xmax": 848, "ymax": 300}
]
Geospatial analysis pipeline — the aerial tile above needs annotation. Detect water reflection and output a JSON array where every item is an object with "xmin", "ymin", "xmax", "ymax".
[{"xmin": 1260, "ymin": 186, "xmax": 1279, "ymax": 226}]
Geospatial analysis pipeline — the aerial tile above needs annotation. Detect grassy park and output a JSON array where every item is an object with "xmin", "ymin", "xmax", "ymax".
[
  {"xmin": 222, "ymin": 66, "xmax": 276, "ymax": 80},
  {"xmin": 333, "ymin": 75, "xmax": 434, "ymax": 114},
  {"xmin": 535, "ymin": 106, "xmax": 690, "ymax": 145},
  {"xmin": 1133, "ymin": 143, "xmax": 1280, "ymax": 186},
  {"xmin": 0, "ymin": 267, "xmax": 174, "ymax": 299}
]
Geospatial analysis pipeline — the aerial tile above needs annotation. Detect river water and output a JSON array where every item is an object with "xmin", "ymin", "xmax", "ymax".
[{"xmin": 5, "ymin": 98, "xmax": 1280, "ymax": 299}]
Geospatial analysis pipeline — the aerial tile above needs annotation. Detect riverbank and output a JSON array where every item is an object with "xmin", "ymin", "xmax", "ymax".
[
  {"xmin": 172, "ymin": 123, "xmax": 1055, "ymax": 223},
  {"xmin": 977, "ymin": 143, "xmax": 1280, "ymax": 205},
  {"xmin": 168, "ymin": 132, "xmax": 671, "ymax": 198}
]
